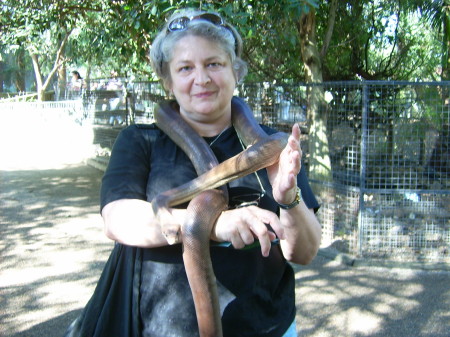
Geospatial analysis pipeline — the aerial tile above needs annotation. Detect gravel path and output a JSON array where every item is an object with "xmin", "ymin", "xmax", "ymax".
[{"xmin": 1, "ymin": 160, "xmax": 449, "ymax": 337}]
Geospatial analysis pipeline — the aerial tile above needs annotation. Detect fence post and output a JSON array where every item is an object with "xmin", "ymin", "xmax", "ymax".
[{"xmin": 357, "ymin": 82, "xmax": 369, "ymax": 257}]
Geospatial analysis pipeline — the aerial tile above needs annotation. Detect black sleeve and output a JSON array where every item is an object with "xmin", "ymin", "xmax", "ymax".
[
  {"xmin": 297, "ymin": 165, "xmax": 320, "ymax": 213},
  {"xmin": 100, "ymin": 124, "xmax": 156, "ymax": 212}
]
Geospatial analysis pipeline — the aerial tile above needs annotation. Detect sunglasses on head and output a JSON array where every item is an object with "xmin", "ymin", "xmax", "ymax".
[{"xmin": 167, "ymin": 12, "xmax": 225, "ymax": 32}]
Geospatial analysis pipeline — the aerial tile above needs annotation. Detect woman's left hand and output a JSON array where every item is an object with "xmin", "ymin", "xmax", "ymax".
[
  {"xmin": 266, "ymin": 124, "xmax": 322, "ymax": 265},
  {"xmin": 267, "ymin": 123, "xmax": 302, "ymax": 204}
]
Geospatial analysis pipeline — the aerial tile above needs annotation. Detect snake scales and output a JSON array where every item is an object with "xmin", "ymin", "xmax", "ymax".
[{"xmin": 152, "ymin": 96, "xmax": 288, "ymax": 337}]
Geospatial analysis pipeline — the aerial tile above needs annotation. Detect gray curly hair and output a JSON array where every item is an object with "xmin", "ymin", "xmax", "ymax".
[{"xmin": 150, "ymin": 9, "xmax": 248, "ymax": 90}]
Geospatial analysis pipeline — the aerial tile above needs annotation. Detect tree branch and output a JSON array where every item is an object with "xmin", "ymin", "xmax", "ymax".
[
  {"xmin": 42, "ymin": 29, "xmax": 72, "ymax": 90},
  {"xmin": 30, "ymin": 54, "xmax": 43, "ymax": 89},
  {"xmin": 320, "ymin": 0, "xmax": 338, "ymax": 59}
]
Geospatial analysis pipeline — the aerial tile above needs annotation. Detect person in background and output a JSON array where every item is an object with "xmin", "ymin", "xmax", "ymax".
[
  {"xmin": 64, "ymin": 8, "xmax": 321, "ymax": 337},
  {"xmin": 106, "ymin": 70, "xmax": 124, "ymax": 121},
  {"xmin": 106, "ymin": 70, "xmax": 123, "ymax": 90},
  {"xmin": 67, "ymin": 71, "xmax": 85, "ymax": 99},
  {"xmin": 70, "ymin": 71, "xmax": 84, "ymax": 91}
]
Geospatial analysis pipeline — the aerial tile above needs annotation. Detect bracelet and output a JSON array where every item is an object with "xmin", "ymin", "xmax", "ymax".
[{"xmin": 277, "ymin": 186, "xmax": 302, "ymax": 210}]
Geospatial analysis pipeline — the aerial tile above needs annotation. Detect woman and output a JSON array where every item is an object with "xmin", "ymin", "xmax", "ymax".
[
  {"xmin": 68, "ymin": 71, "xmax": 85, "ymax": 99},
  {"xmin": 64, "ymin": 8, "xmax": 321, "ymax": 337},
  {"xmin": 70, "ymin": 71, "xmax": 84, "ymax": 91}
]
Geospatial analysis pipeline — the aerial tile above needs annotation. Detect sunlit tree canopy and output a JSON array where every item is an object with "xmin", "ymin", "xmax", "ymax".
[{"xmin": 0, "ymin": 0, "xmax": 446, "ymax": 95}]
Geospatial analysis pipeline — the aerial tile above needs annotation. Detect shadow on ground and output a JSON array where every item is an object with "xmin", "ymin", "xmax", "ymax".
[
  {"xmin": 1, "ymin": 163, "xmax": 449, "ymax": 337},
  {"xmin": 9, "ymin": 310, "xmax": 82, "ymax": 337},
  {"xmin": 0, "ymin": 164, "xmax": 113, "ymax": 336},
  {"xmin": 293, "ymin": 256, "xmax": 449, "ymax": 336}
]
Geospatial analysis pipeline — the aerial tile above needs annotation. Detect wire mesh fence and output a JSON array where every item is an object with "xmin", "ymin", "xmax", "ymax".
[
  {"xmin": 3, "ymin": 80, "xmax": 448, "ymax": 263},
  {"xmin": 232, "ymin": 81, "xmax": 449, "ymax": 263}
]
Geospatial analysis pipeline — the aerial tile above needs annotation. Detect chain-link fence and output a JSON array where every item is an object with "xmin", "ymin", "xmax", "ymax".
[{"xmin": 49, "ymin": 81, "xmax": 450, "ymax": 263}]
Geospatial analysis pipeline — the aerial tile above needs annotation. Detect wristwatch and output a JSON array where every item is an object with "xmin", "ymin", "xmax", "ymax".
[{"xmin": 277, "ymin": 186, "xmax": 302, "ymax": 210}]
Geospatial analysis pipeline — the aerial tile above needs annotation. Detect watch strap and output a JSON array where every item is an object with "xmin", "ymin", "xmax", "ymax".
[{"xmin": 277, "ymin": 186, "xmax": 302, "ymax": 210}]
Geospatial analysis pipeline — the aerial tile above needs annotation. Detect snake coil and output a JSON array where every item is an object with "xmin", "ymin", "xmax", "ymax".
[{"xmin": 152, "ymin": 97, "xmax": 288, "ymax": 337}]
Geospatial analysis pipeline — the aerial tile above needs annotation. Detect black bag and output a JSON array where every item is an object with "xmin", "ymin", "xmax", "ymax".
[{"xmin": 63, "ymin": 243, "xmax": 142, "ymax": 337}]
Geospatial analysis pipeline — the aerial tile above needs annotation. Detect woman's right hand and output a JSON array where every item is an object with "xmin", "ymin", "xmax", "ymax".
[{"xmin": 211, "ymin": 206, "xmax": 285, "ymax": 257}]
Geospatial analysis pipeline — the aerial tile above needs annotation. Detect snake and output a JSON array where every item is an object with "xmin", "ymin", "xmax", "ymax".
[{"xmin": 152, "ymin": 96, "xmax": 289, "ymax": 337}]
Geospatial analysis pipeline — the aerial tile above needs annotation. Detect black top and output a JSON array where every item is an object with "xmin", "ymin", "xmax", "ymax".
[{"xmin": 98, "ymin": 123, "xmax": 319, "ymax": 337}]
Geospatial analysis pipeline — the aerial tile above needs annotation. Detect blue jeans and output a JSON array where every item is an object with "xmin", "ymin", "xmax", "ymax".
[{"xmin": 282, "ymin": 321, "xmax": 297, "ymax": 337}]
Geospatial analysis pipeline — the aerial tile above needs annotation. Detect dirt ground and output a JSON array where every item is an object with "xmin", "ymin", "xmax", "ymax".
[{"xmin": 1, "ymin": 159, "xmax": 449, "ymax": 337}]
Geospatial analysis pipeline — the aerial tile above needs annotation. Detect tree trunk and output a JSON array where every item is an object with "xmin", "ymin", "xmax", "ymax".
[
  {"xmin": 15, "ymin": 49, "xmax": 26, "ymax": 92},
  {"xmin": 442, "ymin": 0, "xmax": 450, "ymax": 81},
  {"xmin": 31, "ymin": 54, "xmax": 44, "ymax": 101},
  {"xmin": 58, "ymin": 65, "xmax": 67, "ymax": 100},
  {"xmin": 298, "ymin": 10, "xmax": 332, "ymax": 182},
  {"xmin": 0, "ymin": 61, "xmax": 4, "ymax": 92},
  {"xmin": 30, "ymin": 30, "xmax": 71, "ymax": 101},
  {"xmin": 86, "ymin": 63, "xmax": 92, "ymax": 90}
]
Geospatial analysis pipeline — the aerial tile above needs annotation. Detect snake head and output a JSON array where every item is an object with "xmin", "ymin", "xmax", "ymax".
[
  {"xmin": 161, "ymin": 219, "xmax": 182, "ymax": 245},
  {"xmin": 152, "ymin": 195, "xmax": 182, "ymax": 245}
]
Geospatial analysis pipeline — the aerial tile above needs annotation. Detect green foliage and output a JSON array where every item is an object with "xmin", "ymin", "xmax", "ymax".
[
  {"xmin": 315, "ymin": 0, "xmax": 443, "ymax": 81},
  {"xmin": 0, "ymin": 0, "xmax": 445, "ymax": 91}
]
